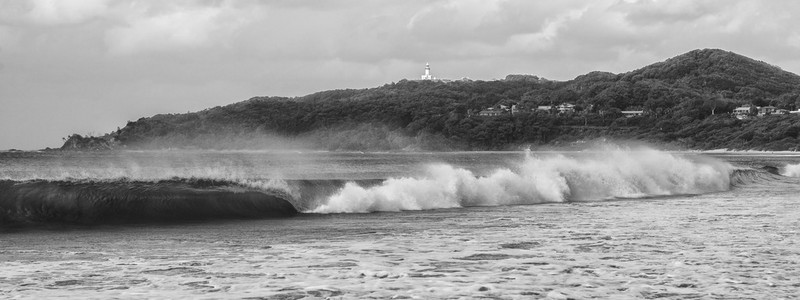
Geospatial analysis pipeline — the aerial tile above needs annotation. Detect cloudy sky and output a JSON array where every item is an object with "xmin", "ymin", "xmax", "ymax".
[{"xmin": 2, "ymin": 0, "xmax": 800, "ymax": 149}]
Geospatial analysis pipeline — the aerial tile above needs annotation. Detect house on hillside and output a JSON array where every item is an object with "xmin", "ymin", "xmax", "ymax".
[
  {"xmin": 733, "ymin": 105, "xmax": 752, "ymax": 114},
  {"xmin": 477, "ymin": 107, "xmax": 506, "ymax": 117},
  {"xmin": 534, "ymin": 103, "xmax": 575, "ymax": 114},
  {"xmin": 557, "ymin": 103, "xmax": 575, "ymax": 114},
  {"xmin": 733, "ymin": 105, "xmax": 754, "ymax": 119},
  {"xmin": 478, "ymin": 103, "xmax": 531, "ymax": 117},
  {"xmin": 511, "ymin": 104, "xmax": 524, "ymax": 115},
  {"xmin": 621, "ymin": 110, "xmax": 644, "ymax": 118},
  {"xmin": 758, "ymin": 106, "xmax": 777, "ymax": 116}
]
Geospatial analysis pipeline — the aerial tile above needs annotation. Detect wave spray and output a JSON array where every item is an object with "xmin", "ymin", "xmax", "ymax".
[
  {"xmin": 310, "ymin": 147, "xmax": 732, "ymax": 213},
  {"xmin": 783, "ymin": 163, "xmax": 800, "ymax": 177}
]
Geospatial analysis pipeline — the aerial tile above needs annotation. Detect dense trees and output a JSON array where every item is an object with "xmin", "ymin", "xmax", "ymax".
[{"xmin": 68, "ymin": 49, "xmax": 800, "ymax": 151}]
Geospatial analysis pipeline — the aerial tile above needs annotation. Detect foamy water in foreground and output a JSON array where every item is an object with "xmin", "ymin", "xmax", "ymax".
[{"xmin": 1, "ymin": 149, "xmax": 799, "ymax": 299}]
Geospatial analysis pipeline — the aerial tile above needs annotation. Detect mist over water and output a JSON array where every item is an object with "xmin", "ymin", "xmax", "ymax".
[{"xmin": 310, "ymin": 147, "xmax": 733, "ymax": 213}]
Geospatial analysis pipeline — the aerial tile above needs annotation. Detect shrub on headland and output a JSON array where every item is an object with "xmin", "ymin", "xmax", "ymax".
[{"xmin": 60, "ymin": 134, "xmax": 118, "ymax": 151}]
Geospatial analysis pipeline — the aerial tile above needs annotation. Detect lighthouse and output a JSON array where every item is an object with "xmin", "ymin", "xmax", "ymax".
[{"xmin": 420, "ymin": 63, "xmax": 434, "ymax": 80}]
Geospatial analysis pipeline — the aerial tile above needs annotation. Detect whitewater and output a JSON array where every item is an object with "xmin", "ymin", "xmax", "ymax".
[
  {"xmin": 312, "ymin": 148, "xmax": 732, "ymax": 213},
  {"xmin": 1, "ymin": 147, "xmax": 799, "ymax": 299}
]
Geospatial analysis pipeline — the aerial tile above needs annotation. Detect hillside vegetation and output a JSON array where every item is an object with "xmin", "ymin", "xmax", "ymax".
[{"xmin": 66, "ymin": 49, "xmax": 800, "ymax": 151}]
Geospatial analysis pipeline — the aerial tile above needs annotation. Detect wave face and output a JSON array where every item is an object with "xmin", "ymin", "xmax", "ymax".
[
  {"xmin": 783, "ymin": 163, "xmax": 800, "ymax": 177},
  {"xmin": 310, "ymin": 148, "xmax": 734, "ymax": 213},
  {"xmin": 729, "ymin": 168, "xmax": 785, "ymax": 186},
  {"xmin": 0, "ymin": 178, "xmax": 298, "ymax": 226}
]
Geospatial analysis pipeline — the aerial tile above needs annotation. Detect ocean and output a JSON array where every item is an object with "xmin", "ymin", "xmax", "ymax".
[{"xmin": 1, "ymin": 147, "xmax": 799, "ymax": 299}]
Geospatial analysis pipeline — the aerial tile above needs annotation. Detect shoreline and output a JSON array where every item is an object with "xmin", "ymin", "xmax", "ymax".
[{"xmin": 4, "ymin": 147, "xmax": 800, "ymax": 154}]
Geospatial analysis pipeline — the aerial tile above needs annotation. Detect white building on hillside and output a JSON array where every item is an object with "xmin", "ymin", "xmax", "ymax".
[
  {"xmin": 421, "ymin": 63, "xmax": 435, "ymax": 80},
  {"xmin": 621, "ymin": 110, "xmax": 644, "ymax": 118},
  {"xmin": 557, "ymin": 103, "xmax": 575, "ymax": 114}
]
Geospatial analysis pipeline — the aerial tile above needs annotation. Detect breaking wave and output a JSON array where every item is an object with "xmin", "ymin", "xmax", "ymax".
[
  {"xmin": 310, "ymin": 148, "xmax": 734, "ymax": 213},
  {"xmin": 0, "ymin": 178, "xmax": 299, "ymax": 227},
  {"xmin": 4, "ymin": 147, "xmax": 792, "ymax": 225},
  {"xmin": 783, "ymin": 163, "xmax": 800, "ymax": 177}
]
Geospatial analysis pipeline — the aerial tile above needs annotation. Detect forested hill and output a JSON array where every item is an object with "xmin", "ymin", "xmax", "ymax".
[{"xmin": 64, "ymin": 49, "xmax": 800, "ymax": 151}]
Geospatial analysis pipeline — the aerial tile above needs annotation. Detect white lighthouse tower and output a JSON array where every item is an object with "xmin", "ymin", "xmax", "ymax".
[{"xmin": 420, "ymin": 63, "xmax": 434, "ymax": 80}]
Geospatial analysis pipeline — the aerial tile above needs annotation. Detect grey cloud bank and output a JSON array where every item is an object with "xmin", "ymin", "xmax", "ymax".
[{"xmin": 2, "ymin": 0, "xmax": 800, "ymax": 149}]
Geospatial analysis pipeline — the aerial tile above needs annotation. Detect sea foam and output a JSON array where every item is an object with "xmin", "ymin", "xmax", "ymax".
[
  {"xmin": 310, "ymin": 147, "xmax": 733, "ymax": 213},
  {"xmin": 782, "ymin": 163, "xmax": 800, "ymax": 177}
]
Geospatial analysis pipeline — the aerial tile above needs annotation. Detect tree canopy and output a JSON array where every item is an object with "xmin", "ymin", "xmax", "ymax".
[{"xmin": 66, "ymin": 49, "xmax": 800, "ymax": 151}]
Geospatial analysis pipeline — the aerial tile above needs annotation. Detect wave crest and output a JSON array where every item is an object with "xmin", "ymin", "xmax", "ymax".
[
  {"xmin": 310, "ymin": 148, "xmax": 733, "ymax": 213},
  {"xmin": 783, "ymin": 163, "xmax": 800, "ymax": 177}
]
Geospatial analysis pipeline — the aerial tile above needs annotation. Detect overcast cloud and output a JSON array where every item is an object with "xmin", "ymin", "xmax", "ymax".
[{"xmin": 2, "ymin": 0, "xmax": 800, "ymax": 149}]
